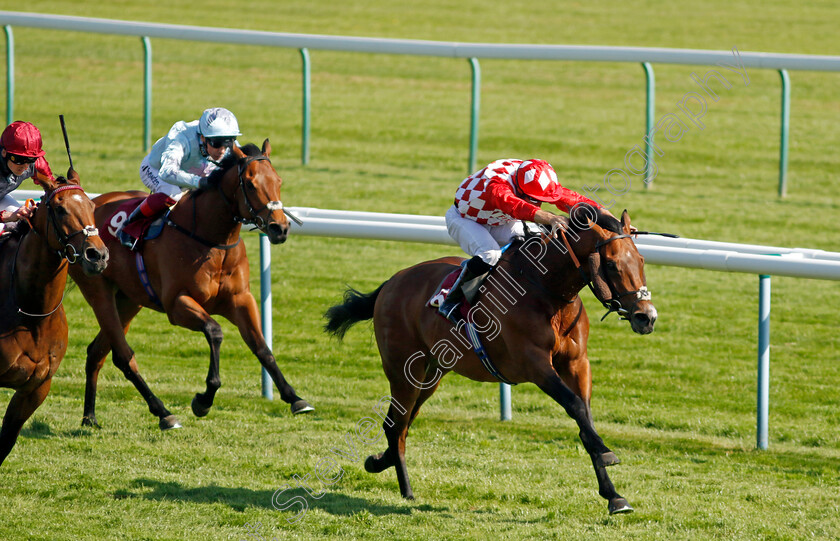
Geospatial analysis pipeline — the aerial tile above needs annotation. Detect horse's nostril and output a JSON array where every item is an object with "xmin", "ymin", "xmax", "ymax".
[
  {"xmin": 267, "ymin": 222, "xmax": 289, "ymax": 239},
  {"xmin": 633, "ymin": 313, "xmax": 650, "ymax": 325},
  {"xmin": 85, "ymin": 247, "xmax": 102, "ymax": 261}
]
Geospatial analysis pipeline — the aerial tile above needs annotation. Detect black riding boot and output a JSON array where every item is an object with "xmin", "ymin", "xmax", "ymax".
[
  {"xmin": 439, "ymin": 255, "xmax": 493, "ymax": 320},
  {"xmin": 117, "ymin": 205, "xmax": 144, "ymax": 249}
]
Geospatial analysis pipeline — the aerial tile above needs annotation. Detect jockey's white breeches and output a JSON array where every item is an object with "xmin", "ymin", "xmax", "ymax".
[
  {"xmin": 0, "ymin": 194, "xmax": 21, "ymax": 233},
  {"xmin": 445, "ymin": 205, "xmax": 523, "ymax": 266}
]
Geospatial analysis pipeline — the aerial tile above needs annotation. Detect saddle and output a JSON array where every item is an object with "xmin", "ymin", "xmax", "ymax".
[{"xmin": 427, "ymin": 263, "xmax": 489, "ymax": 323}]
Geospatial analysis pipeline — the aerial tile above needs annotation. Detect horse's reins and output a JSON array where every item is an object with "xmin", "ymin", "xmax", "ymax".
[{"xmin": 11, "ymin": 184, "xmax": 99, "ymax": 318}]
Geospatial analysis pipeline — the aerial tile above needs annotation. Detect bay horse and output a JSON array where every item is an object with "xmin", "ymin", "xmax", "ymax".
[
  {"xmin": 0, "ymin": 170, "xmax": 109, "ymax": 466},
  {"xmin": 324, "ymin": 206, "xmax": 656, "ymax": 515},
  {"xmin": 69, "ymin": 141, "xmax": 313, "ymax": 431}
]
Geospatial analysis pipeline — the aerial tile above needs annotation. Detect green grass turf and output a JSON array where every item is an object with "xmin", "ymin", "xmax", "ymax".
[{"xmin": 0, "ymin": 1, "xmax": 838, "ymax": 539}]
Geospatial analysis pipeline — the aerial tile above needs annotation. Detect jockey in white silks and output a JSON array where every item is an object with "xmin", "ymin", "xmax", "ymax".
[{"xmin": 121, "ymin": 107, "xmax": 242, "ymax": 228}]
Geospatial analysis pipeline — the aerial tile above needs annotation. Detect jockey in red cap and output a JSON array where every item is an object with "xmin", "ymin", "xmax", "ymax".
[
  {"xmin": 440, "ymin": 159, "xmax": 612, "ymax": 318},
  {"xmin": 0, "ymin": 121, "xmax": 55, "ymax": 238}
]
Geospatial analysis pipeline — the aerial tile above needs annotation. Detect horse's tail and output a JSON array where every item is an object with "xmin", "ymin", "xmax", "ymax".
[{"xmin": 323, "ymin": 281, "xmax": 387, "ymax": 340}]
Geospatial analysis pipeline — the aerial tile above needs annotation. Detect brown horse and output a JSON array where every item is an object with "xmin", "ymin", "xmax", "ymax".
[
  {"xmin": 0, "ymin": 170, "xmax": 109, "ymax": 466},
  {"xmin": 69, "ymin": 141, "xmax": 313, "ymax": 431},
  {"xmin": 325, "ymin": 206, "xmax": 656, "ymax": 515}
]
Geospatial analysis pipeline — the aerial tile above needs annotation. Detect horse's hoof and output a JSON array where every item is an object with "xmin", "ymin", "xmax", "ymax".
[
  {"xmin": 597, "ymin": 451, "xmax": 621, "ymax": 468},
  {"xmin": 403, "ymin": 492, "xmax": 415, "ymax": 501},
  {"xmin": 81, "ymin": 416, "xmax": 100, "ymax": 429},
  {"xmin": 291, "ymin": 400, "xmax": 314, "ymax": 415},
  {"xmin": 191, "ymin": 396, "xmax": 211, "ymax": 418},
  {"xmin": 364, "ymin": 454, "xmax": 384, "ymax": 473},
  {"xmin": 608, "ymin": 498, "xmax": 634, "ymax": 515},
  {"xmin": 159, "ymin": 415, "xmax": 182, "ymax": 430}
]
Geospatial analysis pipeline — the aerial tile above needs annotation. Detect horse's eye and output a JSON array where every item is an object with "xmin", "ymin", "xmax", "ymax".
[
  {"xmin": 606, "ymin": 260, "xmax": 618, "ymax": 271},
  {"xmin": 55, "ymin": 206, "xmax": 68, "ymax": 217}
]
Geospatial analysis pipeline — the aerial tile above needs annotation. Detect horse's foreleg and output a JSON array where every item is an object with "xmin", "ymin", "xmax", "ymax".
[
  {"xmin": 555, "ymin": 359, "xmax": 633, "ymax": 515},
  {"xmin": 228, "ymin": 293, "xmax": 313, "ymax": 415},
  {"xmin": 192, "ymin": 318, "xmax": 222, "ymax": 418},
  {"xmin": 536, "ymin": 370, "xmax": 615, "ymax": 464},
  {"xmin": 165, "ymin": 294, "xmax": 224, "ymax": 418},
  {"xmin": 0, "ymin": 379, "xmax": 52, "ymax": 466},
  {"xmin": 82, "ymin": 331, "xmax": 111, "ymax": 428}
]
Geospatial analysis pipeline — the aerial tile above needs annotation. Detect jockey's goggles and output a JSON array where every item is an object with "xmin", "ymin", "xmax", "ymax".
[
  {"xmin": 205, "ymin": 136, "xmax": 235, "ymax": 148},
  {"xmin": 7, "ymin": 153, "xmax": 37, "ymax": 165}
]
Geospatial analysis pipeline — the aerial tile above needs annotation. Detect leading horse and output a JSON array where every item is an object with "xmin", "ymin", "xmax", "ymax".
[
  {"xmin": 69, "ymin": 141, "xmax": 313, "ymax": 431},
  {"xmin": 325, "ymin": 206, "xmax": 656, "ymax": 515},
  {"xmin": 0, "ymin": 170, "xmax": 108, "ymax": 466}
]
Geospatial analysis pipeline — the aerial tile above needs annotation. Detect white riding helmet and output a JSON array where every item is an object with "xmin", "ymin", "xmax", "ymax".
[{"xmin": 198, "ymin": 107, "xmax": 242, "ymax": 138}]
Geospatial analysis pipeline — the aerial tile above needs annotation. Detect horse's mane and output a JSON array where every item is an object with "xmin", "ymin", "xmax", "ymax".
[
  {"xmin": 200, "ymin": 143, "xmax": 262, "ymax": 192},
  {"xmin": 514, "ymin": 203, "xmax": 624, "ymax": 252},
  {"xmin": 566, "ymin": 203, "xmax": 623, "ymax": 235}
]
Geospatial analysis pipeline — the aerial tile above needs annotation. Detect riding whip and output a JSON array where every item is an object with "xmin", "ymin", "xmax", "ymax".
[{"xmin": 59, "ymin": 114, "xmax": 74, "ymax": 171}]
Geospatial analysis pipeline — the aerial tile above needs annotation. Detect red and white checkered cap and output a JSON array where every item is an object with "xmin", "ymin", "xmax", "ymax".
[{"xmin": 513, "ymin": 159, "xmax": 560, "ymax": 202}]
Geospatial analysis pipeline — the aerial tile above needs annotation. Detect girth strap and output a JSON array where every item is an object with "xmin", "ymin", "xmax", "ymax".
[{"xmin": 135, "ymin": 252, "xmax": 162, "ymax": 307}]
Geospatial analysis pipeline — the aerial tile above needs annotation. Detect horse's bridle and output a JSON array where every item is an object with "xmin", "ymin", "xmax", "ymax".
[
  {"xmin": 558, "ymin": 228, "xmax": 652, "ymax": 321},
  {"xmin": 225, "ymin": 155, "xmax": 283, "ymax": 230},
  {"xmin": 10, "ymin": 184, "xmax": 99, "ymax": 318},
  {"xmin": 39, "ymin": 185, "xmax": 100, "ymax": 264}
]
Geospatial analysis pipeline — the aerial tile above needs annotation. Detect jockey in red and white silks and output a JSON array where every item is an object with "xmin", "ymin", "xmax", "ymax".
[
  {"xmin": 439, "ymin": 159, "xmax": 606, "ymax": 319},
  {"xmin": 446, "ymin": 159, "xmax": 602, "ymax": 266}
]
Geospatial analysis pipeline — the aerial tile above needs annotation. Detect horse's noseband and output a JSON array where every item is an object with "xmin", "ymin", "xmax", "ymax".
[{"xmin": 43, "ymin": 185, "xmax": 100, "ymax": 264}]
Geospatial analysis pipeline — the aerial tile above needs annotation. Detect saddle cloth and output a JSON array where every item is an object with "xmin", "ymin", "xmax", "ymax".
[
  {"xmin": 106, "ymin": 198, "xmax": 167, "ymax": 250},
  {"xmin": 426, "ymin": 266, "xmax": 472, "ymax": 321}
]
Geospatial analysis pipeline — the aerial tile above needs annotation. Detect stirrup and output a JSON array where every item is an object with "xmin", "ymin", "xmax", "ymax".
[{"xmin": 117, "ymin": 229, "xmax": 139, "ymax": 251}]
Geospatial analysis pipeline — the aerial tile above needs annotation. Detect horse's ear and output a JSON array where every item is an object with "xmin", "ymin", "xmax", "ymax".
[
  {"xmin": 620, "ymin": 209, "xmax": 631, "ymax": 234},
  {"xmin": 67, "ymin": 167, "xmax": 80, "ymax": 183},
  {"xmin": 232, "ymin": 145, "xmax": 247, "ymax": 159},
  {"xmin": 37, "ymin": 174, "xmax": 58, "ymax": 192},
  {"xmin": 261, "ymin": 138, "xmax": 271, "ymax": 157}
]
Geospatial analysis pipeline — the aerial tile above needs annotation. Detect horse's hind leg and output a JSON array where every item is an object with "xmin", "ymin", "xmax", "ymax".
[
  {"xmin": 82, "ymin": 293, "xmax": 144, "ymax": 427},
  {"xmin": 364, "ymin": 380, "xmax": 420, "ymax": 499},
  {"xmin": 81, "ymin": 286, "xmax": 179, "ymax": 430},
  {"xmin": 0, "ymin": 379, "xmax": 51, "ymax": 466},
  {"xmin": 365, "ymin": 354, "xmax": 442, "ymax": 500},
  {"xmin": 227, "ymin": 292, "xmax": 313, "ymax": 415}
]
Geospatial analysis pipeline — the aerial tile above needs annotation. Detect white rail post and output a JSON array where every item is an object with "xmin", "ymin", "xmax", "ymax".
[
  {"xmin": 260, "ymin": 233, "xmax": 273, "ymax": 400},
  {"xmin": 757, "ymin": 274, "xmax": 771, "ymax": 449}
]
